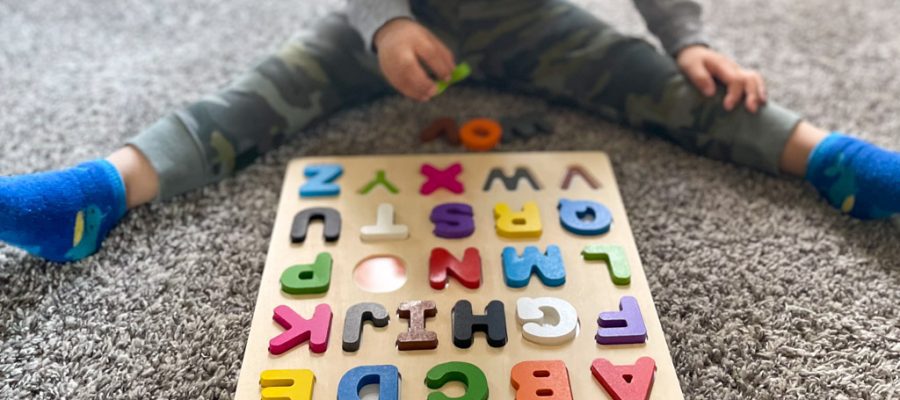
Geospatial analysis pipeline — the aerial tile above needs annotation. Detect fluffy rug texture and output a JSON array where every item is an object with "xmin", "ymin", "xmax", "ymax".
[{"xmin": 0, "ymin": 0, "xmax": 898, "ymax": 398}]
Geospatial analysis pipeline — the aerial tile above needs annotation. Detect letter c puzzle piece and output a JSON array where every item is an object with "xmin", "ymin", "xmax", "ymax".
[
  {"xmin": 260, "ymin": 369, "xmax": 315, "ymax": 400},
  {"xmin": 510, "ymin": 360, "xmax": 573, "ymax": 400},
  {"xmin": 337, "ymin": 365, "xmax": 400, "ymax": 400},
  {"xmin": 280, "ymin": 252, "xmax": 332, "ymax": 295},
  {"xmin": 590, "ymin": 357, "xmax": 657, "ymax": 400},
  {"xmin": 425, "ymin": 361, "xmax": 489, "ymax": 400},
  {"xmin": 300, "ymin": 164, "xmax": 343, "ymax": 198},
  {"xmin": 494, "ymin": 201, "xmax": 543, "ymax": 238},
  {"xmin": 515, "ymin": 297, "xmax": 579, "ymax": 345},
  {"xmin": 557, "ymin": 199, "xmax": 612, "ymax": 236}
]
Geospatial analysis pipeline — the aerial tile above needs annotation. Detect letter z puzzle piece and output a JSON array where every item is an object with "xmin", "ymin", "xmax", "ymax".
[
  {"xmin": 510, "ymin": 360, "xmax": 573, "ymax": 400},
  {"xmin": 516, "ymin": 297, "xmax": 579, "ymax": 345},
  {"xmin": 280, "ymin": 252, "xmax": 332, "ymax": 295},
  {"xmin": 590, "ymin": 357, "xmax": 657, "ymax": 400},
  {"xmin": 425, "ymin": 361, "xmax": 489, "ymax": 400},
  {"xmin": 595, "ymin": 296, "xmax": 647, "ymax": 345},
  {"xmin": 337, "ymin": 365, "xmax": 400, "ymax": 400},
  {"xmin": 557, "ymin": 199, "xmax": 612, "ymax": 236},
  {"xmin": 260, "ymin": 369, "xmax": 315, "ymax": 400},
  {"xmin": 299, "ymin": 164, "xmax": 343, "ymax": 198},
  {"xmin": 269, "ymin": 304, "xmax": 333, "ymax": 355}
]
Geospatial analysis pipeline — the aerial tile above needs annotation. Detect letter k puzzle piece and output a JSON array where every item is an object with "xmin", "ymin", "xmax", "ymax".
[{"xmin": 269, "ymin": 304, "xmax": 333, "ymax": 355}]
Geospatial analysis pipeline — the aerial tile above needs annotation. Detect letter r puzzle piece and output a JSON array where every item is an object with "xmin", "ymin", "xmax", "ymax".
[{"xmin": 590, "ymin": 357, "xmax": 657, "ymax": 400}]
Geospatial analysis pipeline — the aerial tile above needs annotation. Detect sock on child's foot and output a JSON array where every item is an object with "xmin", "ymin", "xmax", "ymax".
[
  {"xmin": 806, "ymin": 133, "xmax": 900, "ymax": 220},
  {"xmin": 0, "ymin": 159, "xmax": 127, "ymax": 262}
]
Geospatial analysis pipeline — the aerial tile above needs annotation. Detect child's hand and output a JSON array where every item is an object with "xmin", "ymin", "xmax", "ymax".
[
  {"xmin": 374, "ymin": 18, "xmax": 456, "ymax": 102},
  {"xmin": 676, "ymin": 45, "xmax": 767, "ymax": 113}
]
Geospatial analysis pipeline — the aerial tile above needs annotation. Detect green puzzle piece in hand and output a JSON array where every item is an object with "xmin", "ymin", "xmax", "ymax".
[{"xmin": 434, "ymin": 62, "xmax": 472, "ymax": 95}]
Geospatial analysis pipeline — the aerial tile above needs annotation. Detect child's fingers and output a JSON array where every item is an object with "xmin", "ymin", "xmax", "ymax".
[
  {"xmin": 723, "ymin": 79, "xmax": 745, "ymax": 111},
  {"xmin": 395, "ymin": 52, "xmax": 437, "ymax": 101},
  {"xmin": 417, "ymin": 40, "xmax": 454, "ymax": 81},
  {"xmin": 755, "ymin": 72, "xmax": 768, "ymax": 103},
  {"xmin": 683, "ymin": 62, "xmax": 716, "ymax": 97},
  {"xmin": 744, "ymin": 75, "xmax": 760, "ymax": 113}
]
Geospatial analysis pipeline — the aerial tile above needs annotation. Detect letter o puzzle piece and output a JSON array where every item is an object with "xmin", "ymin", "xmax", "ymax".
[
  {"xmin": 460, "ymin": 118, "xmax": 502, "ymax": 152},
  {"xmin": 510, "ymin": 360, "xmax": 573, "ymax": 400},
  {"xmin": 516, "ymin": 297, "xmax": 579, "ymax": 345},
  {"xmin": 280, "ymin": 252, "xmax": 333, "ymax": 295},
  {"xmin": 425, "ymin": 361, "xmax": 489, "ymax": 400},
  {"xmin": 590, "ymin": 357, "xmax": 657, "ymax": 400},
  {"xmin": 260, "ymin": 369, "xmax": 315, "ymax": 400},
  {"xmin": 557, "ymin": 199, "xmax": 612, "ymax": 236},
  {"xmin": 337, "ymin": 365, "xmax": 400, "ymax": 400}
]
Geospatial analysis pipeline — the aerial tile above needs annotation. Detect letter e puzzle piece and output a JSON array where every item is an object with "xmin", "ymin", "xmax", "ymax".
[
  {"xmin": 502, "ymin": 245, "xmax": 566, "ymax": 288},
  {"xmin": 451, "ymin": 300, "xmax": 507, "ymax": 348},
  {"xmin": 396, "ymin": 300, "xmax": 439, "ymax": 351},
  {"xmin": 515, "ymin": 297, "xmax": 579, "ymax": 345},
  {"xmin": 557, "ymin": 199, "xmax": 612, "ymax": 236},
  {"xmin": 429, "ymin": 247, "xmax": 482, "ymax": 290},
  {"xmin": 582, "ymin": 245, "xmax": 631, "ymax": 286},
  {"xmin": 290, "ymin": 208, "xmax": 341, "ymax": 243},
  {"xmin": 590, "ymin": 357, "xmax": 657, "ymax": 400},
  {"xmin": 337, "ymin": 365, "xmax": 400, "ymax": 400},
  {"xmin": 269, "ymin": 304, "xmax": 333, "ymax": 355},
  {"xmin": 300, "ymin": 164, "xmax": 343, "ymax": 198},
  {"xmin": 494, "ymin": 201, "xmax": 543, "ymax": 238},
  {"xmin": 420, "ymin": 163, "xmax": 465, "ymax": 195},
  {"xmin": 510, "ymin": 360, "xmax": 573, "ymax": 400},
  {"xmin": 595, "ymin": 296, "xmax": 647, "ymax": 345},
  {"xmin": 425, "ymin": 361, "xmax": 489, "ymax": 400},
  {"xmin": 342, "ymin": 302, "xmax": 390, "ymax": 352},
  {"xmin": 280, "ymin": 252, "xmax": 332, "ymax": 295},
  {"xmin": 260, "ymin": 369, "xmax": 315, "ymax": 400},
  {"xmin": 430, "ymin": 203, "xmax": 475, "ymax": 239},
  {"xmin": 360, "ymin": 203, "xmax": 409, "ymax": 242}
]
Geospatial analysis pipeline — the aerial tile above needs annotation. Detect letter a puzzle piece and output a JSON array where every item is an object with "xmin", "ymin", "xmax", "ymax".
[
  {"xmin": 260, "ymin": 369, "xmax": 315, "ymax": 400},
  {"xmin": 502, "ymin": 245, "xmax": 566, "ymax": 288},
  {"xmin": 429, "ymin": 247, "xmax": 482, "ymax": 289},
  {"xmin": 590, "ymin": 357, "xmax": 657, "ymax": 400},
  {"xmin": 494, "ymin": 201, "xmax": 542, "ymax": 238},
  {"xmin": 425, "ymin": 361, "xmax": 489, "ymax": 400},
  {"xmin": 269, "ymin": 304, "xmax": 333, "ymax": 354},
  {"xmin": 396, "ymin": 300, "xmax": 438, "ymax": 350},
  {"xmin": 420, "ymin": 163, "xmax": 464, "ymax": 195},
  {"xmin": 361, "ymin": 203, "xmax": 409, "ymax": 242},
  {"xmin": 557, "ymin": 199, "xmax": 612, "ymax": 236},
  {"xmin": 337, "ymin": 365, "xmax": 400, "ymax": 400},
  {"xmin": 510, "ymin": 360, "xmax": 573, "ymax": 400},
  {"xmin": 342, "ymin": 302, "xmax": 390, "ymax": 352},
  {"xmin": 300, "ymin": 164, "xmax": 343, "ymax": 198},
  {"xmin": 280, "ymin": 252, "xmax": 333, "ymax": 295},
  {"xmin": 430, "ymin": 203, "xmax": 475, "ymax": 239},
  {"xmin": 516, "ymin": 297, "xmax": 579, "ymax": 345},
  {"xmin": 596, "ymin": 296, "xmax": 647, "ymax": 345},
  {"xmin": 582, "ymin": 245, "xmax": 631, "ymax": 285}
]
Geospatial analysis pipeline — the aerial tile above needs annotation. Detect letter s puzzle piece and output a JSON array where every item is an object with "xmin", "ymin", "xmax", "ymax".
[
  {"xmin": 590, "ymin": 357, "xmax": 657, "ymax": 400},
  {"xmin": 515, "ymin": 297, "xmax": 578, "ymax": 345},
  {"xmin": 300, "ymin": 164, "xmax": 343, "ymax": 198},
  {"xmin": 337, "ymin": 365, "xmax": 400, "ymax": 400},
  {"xmin": 425, "ymin": 361, "xmax": 489, "ymax": 400},
  {"xmin": 494, "ymin": 201, "xmax": 542, "ymax": 239},
  {"xmin": 510, "ymin": 360, "xmax": 573, "ymax": 400},
  {"xmin": 260, "ymin": 369, "xmax": 315, "ymax": 400},
  {"xmin": 430, "ymin": 203, "xmax": 475, "ymax": 239}
]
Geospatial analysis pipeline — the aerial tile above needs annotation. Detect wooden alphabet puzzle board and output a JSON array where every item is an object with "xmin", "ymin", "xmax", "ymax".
[{"xmin": 234, "ymin": 152, "xmax": 685, "ymax": 399}]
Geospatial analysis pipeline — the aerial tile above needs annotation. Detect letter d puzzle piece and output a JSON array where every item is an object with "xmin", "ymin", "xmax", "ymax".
[
  {"xmin": 595, "ymin": 296, "xmax": 647, "ymax": 345},
  {"xmin": 510, "ymin": 360, "xmax": 573, "ymax": 400},
  {"xmin": 590, "ymin": 357, "xmax": 657, "ymax": 400},
  {"xmin": 557, "ymin": 199, "xmax": 612, "ymax": 236},
  {"xmin": 425, "ymin": 361, "xmax": 489, "ymax": 400},
  {"xmin": 494, "ymin": 201, "xmax": 543, "ymax": 238},
  {"xmin": 337, "ymin": 365, "xmax": 400, "ymax": 400},
  {"xmin": 300, "ymin": 164, "xmax": 343, "ymax": 198},
  {"xmin": 260, "ymin": 369, "xmax": 315, "ymax": 400},
  {"xmin": 280, "ymin": 252, "xmax": 332, "ymax": 295},
  {"xmin": 269, "ymin": 304, "xmax": 333, "ymax": 355}
]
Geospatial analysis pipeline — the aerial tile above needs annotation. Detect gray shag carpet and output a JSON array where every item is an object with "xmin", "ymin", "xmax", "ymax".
[{"xmin": 1, "ymin": 0, "xmax": 898, "ymax": 398}]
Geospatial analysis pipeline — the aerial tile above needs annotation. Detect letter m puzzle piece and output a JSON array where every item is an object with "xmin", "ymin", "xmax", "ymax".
[
  {"xmin": 300, "ymin": 164, "xmax": 343, "ymax": 198},
  {"xmin": 502, "ymin": 245, "xmax": 566, "ymax": 288}
]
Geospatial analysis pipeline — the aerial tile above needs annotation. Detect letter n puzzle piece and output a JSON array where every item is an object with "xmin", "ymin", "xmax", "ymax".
[
  {"xmin": 429, "ymin": 247, "xmax": 482, "ymax": 290},
  {"xmin": 280, "ymin": 252, "xmax": 332, "ymax": 295},
  {"xmin": 360, "ymin": 203, "xmax": 409, "ymax": 242},
  {"xmin": 430, "ymin": 203, "xmax": 475, "ymax": 239},
  {"xmin": 581, "ymin": 245, "xmax": 631, "ymax": 285},
  {"xmin": 595, "ymin": 296, "xmax": 647, "ymax": 345},
  {"xmin": 337, "ymin": 365, "xmax": 400, "ymax": 400},
  {"xmin": 421, "ymin": 163, "xmax": 464, "ymax": 195},
  {"xmin": 557, "ymin": 199, "xmax": 612, "ymax": 236},
  {"xmin": 300, "ymin": 164, "xmax": 343, "ymax": 198},
  {"xmin": 452, "ymin": 300, "xmax": 507, "ymax": 348},
  {"xmin": 269, "ymin": 304, "xmax": 333, "ymax": 355},
  {"xmin": 502, "ymin": 245, "xmax": 566, "ymax": 288},
  {"xmin": 590, "ymin": 357, "xmax": 657, "ymax": 400},
  {"xmin": 425, "ymin": 361, "xmax": 489, "ymax": 400},
  {"xmin": 510, "ymin": 360, "xmax": 573, "ymax": 400},
  {"xmin": 291, "ymin": 207, "xmax": 341, "ymax": 243},
  {"xmin": 515, "ymin": 297, "xmax": 578, "ymax": 345},
  {"xmin": 342, "ymin": 302, "xmax": 390, "ymax": 352},
  {"xmin": 396, "ymin": 300, "xmax": 438, "ymax": 350},
  {"xmin": 260, "ymin": 369, "xmax": 315, "ymax": 400},
  {"xmin": 494, "ymin": 201, "xmax": 542, "ymax": 238}
]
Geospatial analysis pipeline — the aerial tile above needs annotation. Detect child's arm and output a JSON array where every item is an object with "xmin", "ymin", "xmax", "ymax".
[
  {"xmin": 347, "ymin": 0, "xmax": 455, "ymax": 102},
  {"xmin": 634, "ymin": 0, "xmax": 766, "ymax": 113}
]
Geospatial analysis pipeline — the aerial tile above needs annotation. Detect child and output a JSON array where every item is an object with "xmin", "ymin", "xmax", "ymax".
[{"xmin": 1, "ymin": 0, "xmax": 898, "ymax": 262}]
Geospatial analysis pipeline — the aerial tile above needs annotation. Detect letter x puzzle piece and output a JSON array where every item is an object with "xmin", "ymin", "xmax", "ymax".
[{"xmin": 420, "ymin": 162, "xmax": 464, "ymax": 195}]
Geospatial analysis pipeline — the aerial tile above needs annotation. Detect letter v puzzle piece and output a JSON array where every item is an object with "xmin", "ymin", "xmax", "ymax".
[
  {"xmin": 300, "ymin": 164, "xmax": 343, "ymax": 198},
  {"xmin": 260, "ymin": 369, "xmax": 316, "ymax": 400},
  {"xmin": 590, "ymin": 357, "xmax": 657, "ymax": 400},
  {"xmin": 595, "ymin": 296, "xmax": 647, "ymax": 345},
  {"xmin": 269, "ymin": 304, "xmax": 333, "ymax": 355},
  {"xmin": 420, "ymin": 163, "xmax": 464, "ymax": 195},
  {"xmin": 280, "ymin": 252, "xmax": 333, "ymax": 295}
]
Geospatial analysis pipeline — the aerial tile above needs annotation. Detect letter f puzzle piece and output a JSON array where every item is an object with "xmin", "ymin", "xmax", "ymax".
[{"xmin": 595, "ymin": 296, "xmax": 647, "ymax": 345}]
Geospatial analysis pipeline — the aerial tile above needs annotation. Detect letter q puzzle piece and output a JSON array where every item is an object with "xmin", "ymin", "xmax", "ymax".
[
  {"xmin": 557, "ymin": 199, "xmax": 612, "ymax": 236},
  {"xmin": 516, "ymin": 297, "xmax": 579, "ymax": 345},
  {"xmin": 510, "ymin": 360, "xmax": 573, "ymax": 400},
  {"xmin": 299, "ymin": 164, "xmax": 343, "ymax": 198},
  {"xmin": 595, "ymin": 296, "xmax": 647, "ymax": 345},
  {"xmin": 337, "ymin": 365, "xmax": 400, "ymax": 400},
  {"xmin": 260, "ymin": 369, "xmax": 315, "ymax": 400},
  {"xmin": 425, "ymin": 361, "xmax": 489, "ymax": 400},
  {"xmin": 269, "ymin": 304, "xmax": 333, "ymax": 355},
  {"xmin": 590, "ymin": 357, "xmax": 657, "ymax": 400}
]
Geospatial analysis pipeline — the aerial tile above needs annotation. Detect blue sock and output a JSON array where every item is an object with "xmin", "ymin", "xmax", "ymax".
[
  {"xmin": 806, "ymin": 133, "xmax": 900, "ymax": 219},
  {"xmin": 0, "ymin": 159, "xmax": 127, "ymax": 262}
]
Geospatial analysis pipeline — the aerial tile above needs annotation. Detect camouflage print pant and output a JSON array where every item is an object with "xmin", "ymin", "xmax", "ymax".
[{"xmin": 129, "ymin": 0, "xmax": 801, "ymax": 200}]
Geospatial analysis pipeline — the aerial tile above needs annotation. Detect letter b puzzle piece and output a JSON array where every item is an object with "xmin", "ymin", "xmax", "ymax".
[
  {"xmin": 260, "ymin": 369, "xmax": 315, "ymax": 400},
  {"xmin": 515, "ymin": 297, "xmax": 578, "ymax": 345},
  {"xmin": 429, "ymin": 247, "xmax": 482, "ymax": 290},
  {"xmin": 557, "ymin": 199, "xmax": 612, "ymax": 236},
  {"xmin": 430, "ymin": 203, "xmax": 475, "ymax": 239},
  {"xmin": 299, "ymin": 164, "xmax": 343, "ymax": 198},
  {"xmin": 510, "ymin": 360, "xmax": 573, "ymax": 400},
  {"xmin": 337, "ymin": 365, "xmax": 400, "ymax": 400},
  {"xmin": 420, "ymin": 163, "xmax": 464, "ymax": 195},
  {"xmin": 595, "ymin": 296, "xmax": 647, "ymax": 345},
  {"xmin": 494, "ymin": 201, "xmax": 543, "ymax": 238},
  {"xmin": 280, "ymin": 252, "xmax": 332, "ymax": 295},
  {"xmin": 342, "ymin": 302, "xmax": 390, "ymax": 352},
  {"xmin": 396, "ymin": 300, "xmax": 438, "ymax": 350},
  {"xmin": 360, "ymin": 203, "xmax": 409, "ymax": 242},
  {"xmin": 590, "ymin": 357, "xmax": 657, "ymax": 400},
  {"xmin": 502, "ymin": 245, "xmax": 566, "ymax": 288},
  {"xmin": 425, "ymin": 361, "xmax": 489, "ymax": 400},
  {"xmin": 269, "ymin": 304, "xmax": 333, "ymax": 355}
]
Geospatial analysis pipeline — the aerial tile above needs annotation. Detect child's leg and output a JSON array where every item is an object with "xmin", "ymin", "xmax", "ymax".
[
  {"xmin": 455, "ymin": 0, "xmax": 898, "ymax": 219},
  {"xmin": 1, "ymin": 13, "xmax": 389, "ymax": 262}
]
